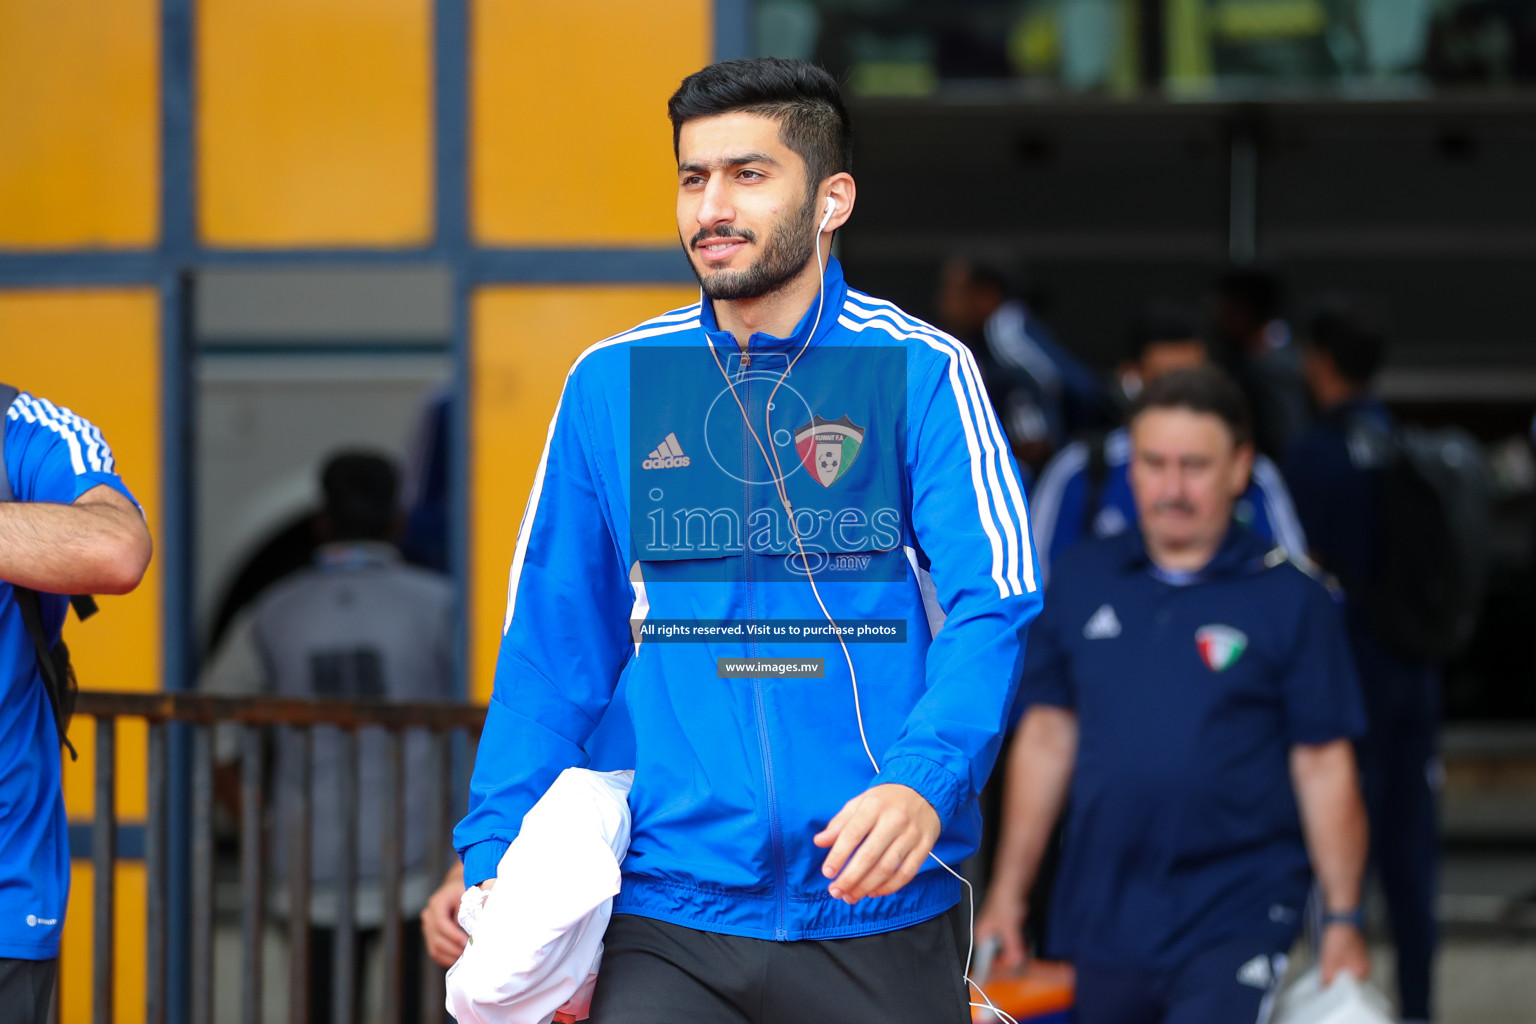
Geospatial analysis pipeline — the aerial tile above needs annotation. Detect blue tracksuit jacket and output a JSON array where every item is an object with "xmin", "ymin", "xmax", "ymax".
[{"xmin": 455, "ymin": 258, "xmax": 1042, "ymax": 940}]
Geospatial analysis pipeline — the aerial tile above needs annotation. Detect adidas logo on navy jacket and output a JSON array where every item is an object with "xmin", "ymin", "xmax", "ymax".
[{"xmin": 456, "ymin": 258, "xmax": 1043, "ymax": 941}]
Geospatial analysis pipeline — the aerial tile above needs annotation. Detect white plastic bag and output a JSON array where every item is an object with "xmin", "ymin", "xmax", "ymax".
[
  {"xmin": 1270, "ymin": 967, "xmax": 1396, "ymax": 1024},
  {"xmin": 445, "ymin": 768, "xmax": 634, "ymax": 1024}
]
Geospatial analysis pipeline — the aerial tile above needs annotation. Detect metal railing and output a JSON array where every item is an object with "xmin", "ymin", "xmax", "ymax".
[{"xmin": 74, "ymin": 691, "xmax": 484, "ymax": 1024}]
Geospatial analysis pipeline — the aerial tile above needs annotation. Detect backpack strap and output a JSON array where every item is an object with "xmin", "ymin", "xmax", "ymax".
[
  {"xmin": 14, "ymin": 589, "xmax": 77, "ymax": 760},
  {"xmin": 0, "ymin": 384, "xmax": 79, "ymax": 759},
  {"xmin": 1079, "ymin": 430, "xmax": 1112, "ymax": 537}
]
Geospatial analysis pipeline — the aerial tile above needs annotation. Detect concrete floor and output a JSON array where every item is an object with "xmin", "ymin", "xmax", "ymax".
[
  {"xmin": 212, "ymin": 922, "xmax": 452, "ymax": 1024},
  {"xmin": 1381, "ymin": 938, "xmax": 1536, "ymax": 1024}
]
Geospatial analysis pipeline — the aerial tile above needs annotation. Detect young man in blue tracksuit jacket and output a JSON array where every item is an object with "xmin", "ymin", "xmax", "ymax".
[{"xmin": 454, "ymin": 59, "xmax": 1042, "ymax": 1023}]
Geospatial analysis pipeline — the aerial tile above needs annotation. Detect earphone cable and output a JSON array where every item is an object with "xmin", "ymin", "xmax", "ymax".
[{"xmin": 704, "ymin": 210, "xmax": 1019, "ymax": 1024}]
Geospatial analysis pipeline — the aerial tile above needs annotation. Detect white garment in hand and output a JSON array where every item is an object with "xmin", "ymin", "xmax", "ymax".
[
  {"xmin": 446, "ymin": 768, "xmax": 634, "ymax": 1024},
  {"xmin": 1270, "ymin": 968, "xmax": 1396, "ymax": 1024}
]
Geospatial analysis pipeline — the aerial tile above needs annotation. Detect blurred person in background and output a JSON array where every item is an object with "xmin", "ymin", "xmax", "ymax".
[
  {"xmin": 0, "ymin": 386, "xmax": 152, "ymax": 1023},
  {"xmin": 400, "ymin": 388, "xmax": 451, "ymax": 574},
  {"xmin": 1029, "ymin": 300, "xmax": 1306, "ymax": 581},
  {"xmin": 976, "ymin": 367, "xmax": 1371, "ymax": 1024},
  {"xmin": 936, "ymin": 255, "xmax": 1109, "ymax": 479},
  {"xmin": 202, "ymin": 451, "xmax": 455, "ymax": 1024},
  {"xmin": 1284, "ymin": 299, "xmax": 1446, "ymax": 1024},
  {"xmin": 1210, "ymin": 267, "xmax": 1312, "ymax": 460}
]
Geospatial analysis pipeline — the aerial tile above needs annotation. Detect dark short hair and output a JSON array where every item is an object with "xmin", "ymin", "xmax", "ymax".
[
  {"xmin": 668, "ymin": 58, "xmax": 852, "ymax": 193},
  {"xmin": 321, "ymin": 451, "xmax": 399, "ymax": 541},
  {"xmin": 1215, "ymin": 267, "xmax": 1282, "ymax": 323},
  {"xmin": 1127, "ymin": 299, "xmax": 1203, "ymax": 361},
  {"xmin": 1128, "ymin": 366, "xmax": 1253, "ymax": 448},
  {"xmin": 1303, "ymin": 294, "xmax": 1387, "ymax": 386}
]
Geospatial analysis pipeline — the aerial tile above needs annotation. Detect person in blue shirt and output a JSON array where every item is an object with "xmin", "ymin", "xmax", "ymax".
[
  {"xmin": 936, "ymin": 257, "xmax": 1111, "ymax": 480},
  {"xmin": 976, "ymin": 367, "xmax": 1370, "ymax": 1024},
  {"xmin": 1283, "ymin": 300, "xmax": 1439, "ymax": 1024},
  {"xmin": 0, "ymin": 387, "xmax": 151, "ymax": 1021},
  {"xmin": 1029, "ymin": 301, "xmax": 1307, "ymax": 583}
]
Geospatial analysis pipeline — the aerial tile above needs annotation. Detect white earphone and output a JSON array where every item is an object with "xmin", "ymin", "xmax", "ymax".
[{"xmin": 702, "ymin": 182, "xmax": 1020, "ymax": 1024}]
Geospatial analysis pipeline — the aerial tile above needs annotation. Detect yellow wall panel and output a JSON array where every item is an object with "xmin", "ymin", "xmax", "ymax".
[
  {"xmin": 199, "ymin": 0, "xmax": 434, "ymax": 247},
  {"xmin": 469, "ymin": 284, "xmax": 696, "ymax": 700},
  {"xmin": 0, "ymin": 289, "xmax": 163, "ymax": 806},
  {"xmin": 59, "ymin": 862, "xmax": 147, "ymax": 1024},
  {"xmin": 0, "ymin": 0, "xmax": 159, "ymax": 248},
  {"xmin": 0, "ymin": 289, "xmax": 163, "ymax": 693},
  {"xmin": 472, "ymin": 0, "xmax": 711, "ymax": 246},
  {"xmin": 0, "ymin": 289, "xmax": 161, "ymax": 1024}
]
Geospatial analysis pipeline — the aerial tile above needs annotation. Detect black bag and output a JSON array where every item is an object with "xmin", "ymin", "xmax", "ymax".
[
  {"xmin": 1352, "ymin": 416, "xmax": 1492, "ymax": 664},
  {"xmin": 0, "ymin": 383, "xmax": 93, "ymax": 759}
]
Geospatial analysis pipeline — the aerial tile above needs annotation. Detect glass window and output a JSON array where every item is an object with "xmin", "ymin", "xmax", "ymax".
[{"xmin": 757, "ymin": 0, "xmax": 1536, "ymax": 99}]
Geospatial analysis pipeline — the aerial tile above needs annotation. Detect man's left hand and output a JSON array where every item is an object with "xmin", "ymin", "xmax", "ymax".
[
  {"xmin": 813, "ymin": 783, "xmax": 940, "ymax": 904},
  {"xmin": 421, "ymin": 864, "xmax": 469, "ymax": 968},
  {"xmin": 1319, "ymin": 923, "xmax": 1371, "ymax": 985}
]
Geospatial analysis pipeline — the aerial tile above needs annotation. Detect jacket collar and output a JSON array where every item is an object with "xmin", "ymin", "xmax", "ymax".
[
  {"xmin": 700, "ymin": 257, "xmax": 848, "ymax": 358},
  {"xmin": 1120, "ymin": 523, "xmax": 1273, "ymax": 585}
]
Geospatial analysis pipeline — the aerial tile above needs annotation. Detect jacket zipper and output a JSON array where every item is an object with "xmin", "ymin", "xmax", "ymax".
[{"xmin": 742, "ymin": 360, "xmax": 790, "ymax": 939}]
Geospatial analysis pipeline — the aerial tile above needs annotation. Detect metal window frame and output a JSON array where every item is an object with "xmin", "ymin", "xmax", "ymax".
[{"xmin": 0, "ymin": 2, "xmax": 749, "ymax": 1021}]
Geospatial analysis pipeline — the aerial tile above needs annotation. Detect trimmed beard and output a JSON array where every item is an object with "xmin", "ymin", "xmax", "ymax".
[{"xmin": 685, "ymin": 192, "xmax": 820, "ymax": 302}]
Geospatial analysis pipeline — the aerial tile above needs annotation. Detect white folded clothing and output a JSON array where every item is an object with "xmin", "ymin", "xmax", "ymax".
[
  {"xmin": 1271, "ymin": 968, "xmax": 1396, "ymax": 1024},
  {"xmin": 446, "ymin": 768, "xmax": 635, "ymax": 1024}
]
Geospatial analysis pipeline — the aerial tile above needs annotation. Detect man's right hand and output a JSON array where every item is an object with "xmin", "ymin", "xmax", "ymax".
[
  {"xmin": 1318, "ymin": 922, "xmax": 1371, "ymax": 986},
  {"xmin": 421, "ymin": 864, "xmax": 469, "ymax": 968},
  {"xmin": 973, "ymin": 895, "xmax": 1029, "ymax": 978}
]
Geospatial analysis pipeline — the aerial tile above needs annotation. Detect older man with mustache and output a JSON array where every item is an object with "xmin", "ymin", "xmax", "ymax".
[{"xmin": 976, "ymin": 366, "xmax": 1372, "ymax": 1024}]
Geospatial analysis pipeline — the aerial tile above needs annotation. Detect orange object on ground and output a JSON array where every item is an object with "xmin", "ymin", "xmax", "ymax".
[{"xmin": 971, "ymin": 960, "xmax": 1075, "ymax": 1023}]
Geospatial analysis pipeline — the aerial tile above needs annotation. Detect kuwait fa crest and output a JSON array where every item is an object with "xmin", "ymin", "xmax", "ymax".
[
  {"xmin": 1195, "ymin": 624, "xmax": 1248, "ymax": 672},
  {"xmin": 795, "ymin": 414, "xmax": 865, "ymax": 488}
]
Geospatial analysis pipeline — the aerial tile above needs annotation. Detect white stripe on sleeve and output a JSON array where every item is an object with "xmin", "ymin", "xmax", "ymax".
[
  {"xmin": 1027, "ymin": 440, "xmax": 1088, "ymax": 585},
  {"xmin": 20, "ymin": 395, "xmax": 88, "ymax": 475},
  {"xmin": 1252, "ymin": 455, "xmax": 1308, "ymax": 559},
  {"xmin": 844, "ymin": 294, "xmax": 1037, "ymax": 594},
  {"xmin": 950, "ymin": 336, "xmax": 1037, "ymax": 592},
  {"xmin": 836, "ymin": 309, "xmax": 1011, "ymax": 598},
  {"xmin": 48, "ymin": 398, "xmax": 109, "ymax": 473}
]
